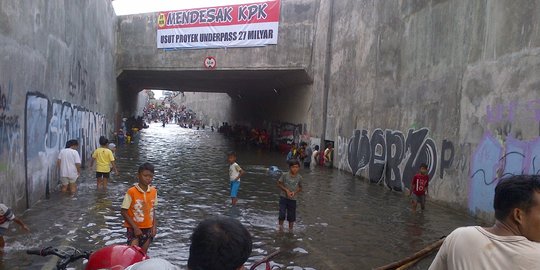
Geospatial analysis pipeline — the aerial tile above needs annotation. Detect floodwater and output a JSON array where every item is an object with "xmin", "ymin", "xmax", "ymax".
[{"xmin": 0, "ymin": 123, "xmax": 482, "ymax": 270}]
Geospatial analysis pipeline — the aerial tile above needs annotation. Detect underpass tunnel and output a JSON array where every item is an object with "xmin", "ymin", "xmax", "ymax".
[{"xmin": 117, "ymin": 68, "xmax": 313, "ymax": 127}]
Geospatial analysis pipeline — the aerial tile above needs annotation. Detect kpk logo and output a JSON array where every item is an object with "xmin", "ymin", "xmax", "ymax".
[{"xmin": 158, "ymin": 13, "xmax": 166, "ymax": 28}]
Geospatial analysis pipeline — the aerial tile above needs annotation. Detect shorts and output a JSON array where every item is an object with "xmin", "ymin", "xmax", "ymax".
[
  {"xmin": 230, "ymin": 180, "xmax": 240, "ymax": 198},
  {"xmin": 414, "ymin": 194, "xmax": 426, "ymax": 208},
  {"xmin": 279, "ymin": 196, "xmax": 297, "ymax": 222},
  {"xmin": 96, "ymin": 172, "xmax": 111, "ymax": 179},
  {"xmin": 0, "ymin": 227, "xmax": 7, "ymax": 236},
  {"xmin": 60, "ymin": 177, "xmax": 77, "ymax": 185},
  {"xmin": 126, "ymin": 227, "xmax": 154, "ymax": 247}
]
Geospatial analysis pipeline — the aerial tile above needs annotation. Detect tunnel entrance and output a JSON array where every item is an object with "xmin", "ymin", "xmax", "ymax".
[
  {"xmin": 117, "ymin": 68, "xmax": 313, "ymax": 124},
  {"xmin": 117, "ymin": 68, "xmax": 313, "ymax": 155},
  {"xmin": 117, "ymin": 69, "xmax": 312, "ymax": 95}
]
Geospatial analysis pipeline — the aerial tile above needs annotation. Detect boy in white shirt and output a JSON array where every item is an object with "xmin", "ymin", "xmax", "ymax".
[
  {"xmin": 227, "ymin": 152, "xmax": 244, "ymax": 206},
  {"xmin": 57, "ymin": 139, "xmax": 81, "ymax": 193}
]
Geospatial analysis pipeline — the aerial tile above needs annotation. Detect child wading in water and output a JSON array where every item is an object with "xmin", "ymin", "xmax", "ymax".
[
  {"xmin": 91, "ymin": 136, "xmax": 118, "ymax": 189},
  {"xmin": 409, "ymin": 163, "xmax": 429, "ymax": 212},
  {"xmin": 228, "ymin": 152, "xmax": 245, "ymax": 206},
  {"xmin": 121, "ymin": 162, "xmax": 157, "ymax": 253},
  {"xmin": 277, "ymin": 159, "xmax": 303, "ymax": 232},
  {"xmin": 0, "ymin": 203, "xmax": 30, "ymax": 251}
]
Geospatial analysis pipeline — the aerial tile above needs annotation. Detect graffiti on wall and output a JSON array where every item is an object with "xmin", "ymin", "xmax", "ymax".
[
  {"xmin": 336, "ymin": 135, "xmax": 349, "ymax": 171},
  {"xmin": 487, "ymin": 100, "xmax": 540, "ymax": 122},
  {"xmin": 469, "ymin": 133, "xmax": 540, "ymax": 213},
  {"xmin": 468, "ymin": 99, "xmax": 540, "ymax": 214},
  {"xmin": 68, "ymin": 56, "xmax": 89, "ymax": 100},
  {"xmin": 487, "ymin": 99, "xmax": 540, "ymax": 137},
  {"xmin": 0, "ymin": 81, "xmax": 20, "ymax": 160},
  {"xmin": 0, "ymin": 81, "xmax": 25, "ymax": 205},
  {"xmin": 26, "ymin": 93, "xmax": 107, "ymax": 206},
  {"xmin": 343, "ymin": 128, "xmax": 451, "ymax": 191}
]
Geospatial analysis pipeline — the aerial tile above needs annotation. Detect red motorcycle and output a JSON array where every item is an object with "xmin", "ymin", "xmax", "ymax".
[
  {"xmin": 27, "ymin": 245, "xmax": 149, "ymax": 270},
  {"xmin": 27, "ymin": 244, "xmax": 282, "ymax": 270}
]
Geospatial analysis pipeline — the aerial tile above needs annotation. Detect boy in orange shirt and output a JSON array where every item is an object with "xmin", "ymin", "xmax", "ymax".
[{"xmin": 121, "ymin": 162, "xmax": 157, "ymax": 253}]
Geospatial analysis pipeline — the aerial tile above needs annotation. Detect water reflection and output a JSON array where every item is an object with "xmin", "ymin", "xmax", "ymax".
[{"xmin": 1, "ymin": 123, "xmax": 481, "ymax": 269}]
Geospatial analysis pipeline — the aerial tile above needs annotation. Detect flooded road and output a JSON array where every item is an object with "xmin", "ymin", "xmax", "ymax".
[{"xmin": 1, "ymin": 123, "xmax": 481, "ymax": 269}]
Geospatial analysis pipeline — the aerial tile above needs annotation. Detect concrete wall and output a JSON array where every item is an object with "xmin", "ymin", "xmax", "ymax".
[
  {"xmin": 117, "ymin": 0, "xmax": 316, "ymax": 72},
  {"xmin": 0, "ymin": 0, "xmax": 117, "ymax": 210},
  {"xmin": 313, "ymin": 0, "xmax": 540, "ymax": 220},
  {"xmin": 174, "ymin": 92, "xmax": 234, "ymax": 128},
  {"xmin": 232, "ymin": 84, "xmax": 312, "ymax": 128},
  {"xmin": 136, "ymin": 90, "xmax": 150, "ymax": 117}
]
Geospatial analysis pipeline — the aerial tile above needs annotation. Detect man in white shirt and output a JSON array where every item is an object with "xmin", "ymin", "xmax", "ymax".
[
  {"xmin": 429, "ymin": 175, "xmax": 540, "ymax": 270},
  {"xmin": 57, "ymin": 139, "xmax": 82, "ymax": 193}
]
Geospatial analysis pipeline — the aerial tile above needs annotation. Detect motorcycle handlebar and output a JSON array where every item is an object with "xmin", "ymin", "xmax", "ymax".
[
  {"xmin": 249, "ymin": 250, "xmax": 282, "ymax": 270},
  {"xmin": 26, "ymin": 247, "xmax": 58, "ymax": 257},
  {"xmin": 27, "ymin": 246, "xmax": 90, "ymax": 270},
  {"xmin": 26, "ymin": 248, "xmax": 45, "ymax": 256}
]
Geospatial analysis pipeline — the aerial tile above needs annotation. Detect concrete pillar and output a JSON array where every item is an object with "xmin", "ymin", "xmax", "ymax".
[{"xmin": 320, "ymin": 0, "xmax": 335, "ymax": 146}]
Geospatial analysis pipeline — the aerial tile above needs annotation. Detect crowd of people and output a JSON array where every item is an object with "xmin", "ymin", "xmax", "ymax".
[
  {"xmin": 112, "ymin": 116, "xmax": 146, "ymax": 146},
  {"xmin": 284, "ymin": 142, "xmax": 334, "ymax": 169},
  {"xmin": 144, "ymin": 102, "xmax": 200, "ymax": 129},
  {"xmin": 218, "ymin": 123, "xmax": 271, "ymax": 148},
  {"xmin": 216, "ymin": 122, "xmax": 339, "ymax": 172}
]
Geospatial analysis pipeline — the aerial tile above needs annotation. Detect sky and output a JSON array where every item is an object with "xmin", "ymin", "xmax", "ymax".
[
  {"xmin": 152, "ymin": 90, "xmax": 164, "ymax": 99},
  {"xmin": 112, "ymin": 0, "xmax": 267, "ymax": 16}
]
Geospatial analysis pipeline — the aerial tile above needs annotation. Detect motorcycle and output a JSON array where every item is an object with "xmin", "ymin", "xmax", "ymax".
[
  {"xmin": 27, "ymin": 244, "xmax": 282, "ymax": 270},
  {"xmin": 27, "ymin": 244, "xmax": 149, "ymax": 270}
]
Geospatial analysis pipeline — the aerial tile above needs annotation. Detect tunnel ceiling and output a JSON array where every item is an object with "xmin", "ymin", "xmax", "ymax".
[{"xmin": 117, "ymin": 69, "xmax": 312, "ymax": 97}]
